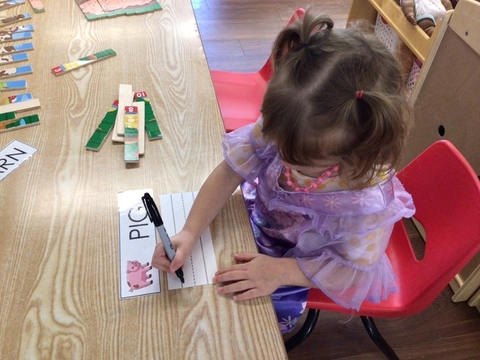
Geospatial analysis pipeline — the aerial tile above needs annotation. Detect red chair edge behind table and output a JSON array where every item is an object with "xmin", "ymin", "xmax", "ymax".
[
  {"xmin": 285, "ymin": 140, "xmax": 480, "ymax": 359},
  {"xmin": 210, "ymin": 8, "xmax": 306, "ymax": 133}
]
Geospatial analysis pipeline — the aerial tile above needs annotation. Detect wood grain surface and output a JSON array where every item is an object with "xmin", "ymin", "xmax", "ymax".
[{"xmin": 0, "ymin": 1, "xmax": 287, "ymax": 359}]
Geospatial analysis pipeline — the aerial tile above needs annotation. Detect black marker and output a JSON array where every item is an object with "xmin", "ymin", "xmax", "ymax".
[{"xmin": 142, "ymin": 192, "xmax": 185, "ymax": 283}]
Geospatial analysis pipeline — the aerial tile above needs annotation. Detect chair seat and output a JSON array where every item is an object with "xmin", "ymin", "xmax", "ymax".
[{"xmin": 210, "ymin": 69, "xmax": 268, "ymax": 132}]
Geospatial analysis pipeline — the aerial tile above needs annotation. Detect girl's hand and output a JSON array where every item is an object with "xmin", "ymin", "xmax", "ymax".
[
  {"xmin": 212, "ymin": 253, "xmax": 287, "ymax": 301},
  {"xmin": 151, "ymin": 230, "xmax": 196, "ymax": 274}
]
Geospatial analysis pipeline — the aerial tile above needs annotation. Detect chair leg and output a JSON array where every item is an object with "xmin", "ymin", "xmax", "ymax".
[
  {"xmin": 284, "ymin": 309, "xmax": 320, "ymax": 352},
  {"xmin": 360, "ymin": 316, "xmax": 399, "ymax": 360}
]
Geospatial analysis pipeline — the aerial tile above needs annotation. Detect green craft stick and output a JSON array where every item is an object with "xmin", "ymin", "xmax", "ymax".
[
  {"xmin": 133, "ymin": 91, "xmax": 162, "ymax": 140},
  {"xmin": 0, "ymin": 111, "xmax": 15, "ymax": 121},
  {"xmin": 85, "ymin": 100, "xmax": 118, "ymax": 151},
  {"xmin": 0, "ymin": 113, "xmax": 39, "ymax": 132}
]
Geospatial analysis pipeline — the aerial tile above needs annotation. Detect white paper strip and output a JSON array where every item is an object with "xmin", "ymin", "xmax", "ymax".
[{"xmin": 159, "ymin": 191, "xmax": 217, "ymax": 290}]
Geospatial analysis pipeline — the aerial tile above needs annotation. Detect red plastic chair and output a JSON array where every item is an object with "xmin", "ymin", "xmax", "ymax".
[
  {"xmin": 210, "ymin": 8, "xmax": 305, "ymax": 132},
  {"xmin": 285, "ymin": 140, "xmax": 480, "ymax": 359}
]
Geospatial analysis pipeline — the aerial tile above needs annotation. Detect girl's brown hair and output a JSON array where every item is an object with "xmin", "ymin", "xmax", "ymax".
[{"xmin": 261, "ymin": 8, "xmax": 412, "ymax": 184}]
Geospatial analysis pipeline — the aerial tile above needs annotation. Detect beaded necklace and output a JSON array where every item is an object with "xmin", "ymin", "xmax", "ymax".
[{"xmin": 284, "ymin": 164, "xmax": 339, "ymax": 192}]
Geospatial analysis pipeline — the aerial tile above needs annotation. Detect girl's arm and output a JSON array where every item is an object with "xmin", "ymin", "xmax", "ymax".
[{"xmin": 151, "ymin": 160, "xmax": 243, "ymax": 273}]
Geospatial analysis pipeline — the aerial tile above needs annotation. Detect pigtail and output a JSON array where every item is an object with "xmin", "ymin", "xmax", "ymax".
[{"xmin": 271, "ymin": 9, "xmax": 334, "ymax": 85}]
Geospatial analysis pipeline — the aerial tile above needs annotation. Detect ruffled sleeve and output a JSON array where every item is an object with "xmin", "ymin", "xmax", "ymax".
[
  {"xmin": 295, "ymin": 224, "xmax": 398, "ymax": 310},
  {"xmin": 283, "ymin": 177, "xmax": 415, "ymax": 310},
  {"xmin": 222, "ymin": 117, "xmax": 278, "ymax": 181}
]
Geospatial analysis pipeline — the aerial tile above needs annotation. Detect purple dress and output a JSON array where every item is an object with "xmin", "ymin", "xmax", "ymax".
[{"xmin": 222, "ymin": 119, "xmax": 415, "ymax": 332}]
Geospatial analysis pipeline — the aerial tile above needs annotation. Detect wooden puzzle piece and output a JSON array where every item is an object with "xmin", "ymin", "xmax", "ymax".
[
  {"xmin": 0, "ymin": 111, "xmax": 15, "ymax": 121},
  {"xmin": 0, "ymin": 92, "xmax": 32, "ymax": 104},
  {"xmin": 27, "ymin": 0, "xmax": 44, "ymax": 12},
  {"xmin": 0, "ymin": 31, "xmax": 32, "ymax": 44},
  {"xmin": 0, "ymin": 52, "xmax": 28, "ymax": 64},
  {"xmin": 0, "ymin": 13, "xmax": 31, "ymax": 25},
  {"xmin": 133, "ymin": 91, "xmax": 162, "ymax": 140},
  {"xmin": 51, "ymin": 48, "xmax": 116, "ymax": 76},
  {"xmin": 0, "ymin": 24, "xmax": 34, "ymax": 35},
  {"xmin": 133, "ymin": 101, "xmax": 145, "ymax": 155},
  {"xmin": 0, "ymin": 98, "xmax": 40, "ymax": 112},
  {"xmin": 0, "ymin": 42, "xmax": 34, "ymax": 55},
  {"xmin": 85, "ymin": 100, "xmax": 118, "ymax": 151},
  {"xmin": 124, "ymin": 106, "xmax": 139, "ymax": 163},
  {"xmin": 76, "ymin": 0, "xmax": 162, "ymax": 21},
  {"xmin": 0, "ymin": 64, "xmax": 32, "ymax": 78},
  {"xmin": 0, "ymin": 79, "xmax": 26, "ymax": 91},
  {"xmin": 0, "ymin": 0, "xmax": 25, "ymax": 12},
  {"xmin": 0, "ymin": 113, "xmax": 39, "ymax": 132},
  {"xmin": 113, "ymin": 83, "xmax": 133, "ymax": 139}
]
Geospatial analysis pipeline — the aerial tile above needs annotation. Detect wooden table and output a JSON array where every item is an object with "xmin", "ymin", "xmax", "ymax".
[{"xmin": 0, "ymin": 1, "xmax": 287, "ymax": 358}]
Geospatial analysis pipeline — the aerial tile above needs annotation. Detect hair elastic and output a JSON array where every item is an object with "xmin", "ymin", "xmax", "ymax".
[{"xmin": 355, "ymin": 90, "xmax": 364, "ymax": 99}]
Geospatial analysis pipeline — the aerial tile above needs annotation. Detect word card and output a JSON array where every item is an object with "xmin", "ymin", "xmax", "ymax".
[
  {"xmin": 51, "ymin": 48, "xmax": 116, "ymax": 76},
  {"xmin": 0, "ymin": 139, "xmax": 37, "ymax": 181},
  {"xmin": 117, "ymin": 189, "xmax": 161, "ymax": 299},
  {"xmin": 159, "ymin": 191, "xmax": 217, "ymax": 290}
]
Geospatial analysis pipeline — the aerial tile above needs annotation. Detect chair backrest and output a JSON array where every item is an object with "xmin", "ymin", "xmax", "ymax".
[
  {"xmin": 258, "ymin": 8, "xmax": 306, "ymax": 81},
  {"xmin": 393, "ymin": 140, "xmax": 480, "ymax": 313}
]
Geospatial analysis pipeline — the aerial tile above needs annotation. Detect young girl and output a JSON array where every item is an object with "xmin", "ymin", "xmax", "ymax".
[{"xmin": 151, "ymin": 9, "xmax": 415, "ymax": 333}]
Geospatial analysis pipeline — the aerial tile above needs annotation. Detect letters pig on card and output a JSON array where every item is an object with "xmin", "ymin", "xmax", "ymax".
[{"xmin": 117, "ymin": 189, "xmax": 161, "ymax": 299}]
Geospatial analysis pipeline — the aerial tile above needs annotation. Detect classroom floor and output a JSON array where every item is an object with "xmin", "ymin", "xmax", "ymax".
[{"xmin": 191, "ymin": 0, "xmax": 480, "ymax": 359}]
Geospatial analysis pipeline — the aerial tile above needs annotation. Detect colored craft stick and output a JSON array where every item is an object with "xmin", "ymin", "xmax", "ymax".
[
  {"xmin": 0, "ymin": 31, "xmax": 32, "ymax": 44},
  {"xmin": 51, "ymin": 48, "xmax": 116, "ymax": 76},
  {"xmin": 0, "ymin": 64, "xmax": 32, "ymax": 78},
  {"xmin": 0, "ymin": 42, "xmax": 34, "ymax": 55},
  {"xmin": 112, "ymin": 83, "xmax": 133, "ymax": 140},
  {"xmin": 0, "ymin": 92, "xmax": 32, "ymax": 105},
  {"xmin": 0, "ymin": 79, "xmax": 26, "ymax": 91},
  {"xmin": 27, "ymin": 0, "xmax": 44, "ymax": 13},
  {"xmin": 0, "ymin": 24, "xmax": 34, "ymax": 35},
  {"xmin": 85, "ymin": 100, "xmax": 118, "ymax": 151},
  {"xmin": 0, "ymin": 52, "xmax": 28, "ymax": 64},
  {"xmin": 0, "ymin": 0, "xmax": 25, "ymax": 11},
  {"xmin": 0, "ymin": 113, "xmax": 39, "ymax": 132},
  {"xmin": 124, "ymin": 106, "xmax": 139, "ymax": 163},
  {"xmin": 0, "ymin": 111, "xmax": 14, "ymax": 121},
  {"xmin": 133, "ymin": 91, "xmax": 162, "ymax": 140},
  {"xmin": 0, "ymin": 98, "xmax": 39, "ymax": 112},
  {"xmin": 133, "ymin": 101, "xmax": 145, "ymax": 155},
  {"xmin": 0, "ymin": 13, "xmax": 31, "ymax": 25}
]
